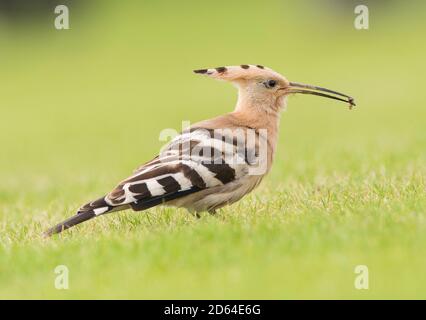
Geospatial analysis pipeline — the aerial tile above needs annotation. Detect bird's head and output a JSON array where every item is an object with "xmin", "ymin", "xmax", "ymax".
[{"xmin": 194, "ymin": 65, "xmax": 355, "ymax": 114}]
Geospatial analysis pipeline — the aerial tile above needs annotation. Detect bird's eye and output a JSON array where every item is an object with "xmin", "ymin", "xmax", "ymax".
[{"xmin": 265, "ymin": 80, "xmax": 277, "ymax": 88}]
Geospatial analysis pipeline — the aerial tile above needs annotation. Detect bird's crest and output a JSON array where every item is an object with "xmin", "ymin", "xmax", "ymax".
[{"xmin": 193, "ymin": 64, "xmax": 284, "ymax": 82}]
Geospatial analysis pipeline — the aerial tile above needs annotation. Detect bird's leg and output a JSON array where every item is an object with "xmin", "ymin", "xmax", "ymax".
[
  {"xmin": 208, "ymin": 209, "xmax": 217, "ymax": 215},
  {"xmin": 188, "ymin": 210, "xmax": 202, "ymax": 219}
]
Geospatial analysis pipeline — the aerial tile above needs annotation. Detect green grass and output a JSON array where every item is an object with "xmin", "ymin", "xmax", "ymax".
[{"xmin": 1, "ymin": 1, "xmax": 426, "ymax": 299}]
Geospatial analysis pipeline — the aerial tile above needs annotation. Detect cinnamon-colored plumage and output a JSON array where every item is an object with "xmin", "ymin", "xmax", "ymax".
[{"xmin": 45, "ymin": 65, "xmax": 355, "ymax": 236}]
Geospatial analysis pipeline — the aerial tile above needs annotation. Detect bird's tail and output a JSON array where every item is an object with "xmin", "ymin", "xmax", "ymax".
[
  {"xmin": 43, "ymin": 211, "xmax": 97, "ymax": 237},
  {"xmin": 43, "ymin": 196, "xmax": 115, "ymax": 237}
]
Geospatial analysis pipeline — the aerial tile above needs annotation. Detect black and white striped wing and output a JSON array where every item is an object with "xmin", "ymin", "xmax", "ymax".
[
  {"xmin": 104, "ymin": 128, "xmax": 251, "ymax": 211},
  {"xmin": 44, "ymin": 127, "xmax": 257, "ymax": 236}
]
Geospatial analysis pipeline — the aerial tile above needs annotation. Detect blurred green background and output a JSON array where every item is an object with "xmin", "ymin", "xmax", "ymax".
[{"xmin": 0, "ymin": 0, "xmax": 425, "ymax": 299}]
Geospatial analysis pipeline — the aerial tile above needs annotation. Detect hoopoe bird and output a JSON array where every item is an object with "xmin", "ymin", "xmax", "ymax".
[{"xmin": 45, "ymin": 65, "xmax": 355, "ymax": 236}]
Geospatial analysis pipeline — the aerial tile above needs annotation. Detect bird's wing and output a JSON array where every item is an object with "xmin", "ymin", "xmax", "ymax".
[
  {"xmin": 104, "ymin": 127, "xmax": 256, "ymax": 211},
  {"xmin": 44, "ymin": 126, "xmax": 261, "ymax": 236}
]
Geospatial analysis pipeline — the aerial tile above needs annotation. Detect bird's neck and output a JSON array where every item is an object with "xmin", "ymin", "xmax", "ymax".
[
  {"xmin": 233, "ymin": 87, "xmax": 283, "ymax": 132},
  {"xmin": 232, "ymin": 99, "xmax": 282, "ymax": 170},
  {"xmin": 232, "ymin": 107, "xmax": 281, "ymax": 132},
  {"xmin": 232, "ymin": 85, "xmax": 286, "ymax": 170}
]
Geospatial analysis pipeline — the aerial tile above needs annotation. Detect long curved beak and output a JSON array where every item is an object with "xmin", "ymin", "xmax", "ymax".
[{"xmin": 286, "ymin": 82, "xmax": 356, "ymax": 109}]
